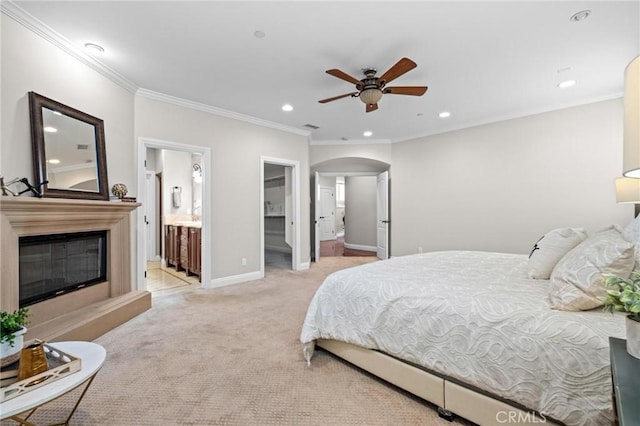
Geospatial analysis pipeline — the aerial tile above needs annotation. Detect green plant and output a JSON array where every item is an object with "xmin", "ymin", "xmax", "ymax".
[
  {"xmin": 603, "ymin": 273, "xmax": 640, "ymax": 321},
  {"xmin": 0, "ymin": 308, "xmax": 29, "ymax": 347}
]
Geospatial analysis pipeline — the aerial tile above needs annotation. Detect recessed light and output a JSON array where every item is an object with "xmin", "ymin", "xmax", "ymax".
[
  {"xmin": 44, "ymin": 126, "xmax": 58, "ymax": 133},
  {"xmin": 439, "ymin": 111, "xmax": 451, "ymax": 118},
  {"xmin": 84, "ymin": 43, "xmax": 104, "ymax": 55},
  {"xmin": 558, "ymin": 79, "xmax": 577, "ymax": 89},
  {"xmin": 48, "ymin": 159, "xmax": 60, "ymax": 164},
  {"xmin": 363, "ymin": 131, "xmax": 373, "ymax": 137},
  {"xmin": 570, "ymin": 10, "xmax": 591, "ymax": 22},
  {"xmin": 281, "ymin": 104, "xmax": 293, "ymax": 112},
  {"xmin": 254, "ymin": 30, "xmax": 266, "ymax": 39}
]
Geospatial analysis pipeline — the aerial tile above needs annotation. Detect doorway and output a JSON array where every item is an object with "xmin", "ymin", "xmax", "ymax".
[
  {"xmin": 136, "ymin": 138, "xmax": 211, "ymax": 291},
  {"xmin": 260, "ymin": 156, "xmax": 302, "ymax": 276},
  {"xmin": 263, "ymin": 164, "xmax": 292, "ymax": 270},
  {"xmin": 313, "ymin": 171, "xmax": 388, "ymax": 261}
]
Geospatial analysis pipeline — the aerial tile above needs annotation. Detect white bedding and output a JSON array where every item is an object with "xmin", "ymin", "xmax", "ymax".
[{"xmin": 300, "ymin": 251, "xmax": 626, "ymax": 426}]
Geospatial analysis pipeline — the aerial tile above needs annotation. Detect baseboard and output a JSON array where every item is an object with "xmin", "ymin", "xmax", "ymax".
[
  {"xmin": 343, "ymin": 242, "xmax": 377, "ymax": 252},
  {"xmin": 209, "ymin": 271, "xmax": 263, "ymax": 289},
  {"xmin": 298, "ymin": 261, "xmax": 310, "ymax": 271}
]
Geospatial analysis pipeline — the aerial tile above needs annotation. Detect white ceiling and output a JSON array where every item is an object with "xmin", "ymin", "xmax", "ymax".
[{"xmin": 9, "ymin": 1, "xmax": 640, "ymax": 143}]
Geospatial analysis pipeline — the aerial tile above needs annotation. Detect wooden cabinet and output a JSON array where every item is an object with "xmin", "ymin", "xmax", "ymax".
[
  {"xmin": 165, "ymin": 225, "xmax": 181, "ymax": 270},
  {"xmin": 179, "ymin": 226, "xmax": 189, "ymax": 271},
  {"xmin": 188, "ymin": 227, "xmax": 201, "ymax": 278},
  {"xmin": 165, "ymin": 224, "xmax": 200, "ymax": 281}
]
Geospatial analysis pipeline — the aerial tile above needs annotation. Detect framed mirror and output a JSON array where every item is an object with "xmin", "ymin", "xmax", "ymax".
[{"xmin": 28, "ymin": 92, "xmax": 109, "ymax": 200}]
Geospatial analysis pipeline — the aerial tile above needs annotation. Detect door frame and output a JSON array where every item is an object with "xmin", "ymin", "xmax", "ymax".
[
  {"xmin": 312, "ymin": 171, "xmax": 389, "ymax": 260},
  {"xmin": 260, "ymin": 156, "xmax": 302, "ymax": 275},
  {"xmin": 136, "ymin": 137, "xmax": 212, "ymax": 289}
]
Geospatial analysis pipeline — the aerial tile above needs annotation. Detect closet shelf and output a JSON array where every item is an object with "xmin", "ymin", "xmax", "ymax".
[{"xmin": 265, "ymin": 215, "xmax": 285, "ymax": 218}]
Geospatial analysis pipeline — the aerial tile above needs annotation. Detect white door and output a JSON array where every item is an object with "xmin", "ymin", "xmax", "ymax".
[
  {"xmin": 284, "ymin": 166, "xmax": 293, "ymax": 248},
  {"xmin": 319, "ymin": 186, "xmax": 335, "ymax": 241},
  {"xmin": 145, "ymin": 172, "xmax": 158, "ymax": 261},
  {"xmin": 376, "ymin": 171, "xmax": 389, "ymax": 260},
  {"xmin": 313, "ymin": 172, "xmax": 320, "ymax": 261}
]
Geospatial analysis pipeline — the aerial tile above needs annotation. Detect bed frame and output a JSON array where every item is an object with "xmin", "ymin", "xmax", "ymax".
[{"xmin": 317, "ymin": 339, "xmax": 560, "ymax": 426}]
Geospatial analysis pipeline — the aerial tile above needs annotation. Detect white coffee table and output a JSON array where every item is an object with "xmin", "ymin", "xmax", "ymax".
[{"xmin": 0, "ymin": 341, "xmax": 106, "ymax": 426}]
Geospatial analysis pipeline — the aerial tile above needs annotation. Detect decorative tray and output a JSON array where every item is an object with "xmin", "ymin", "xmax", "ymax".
[{"xmin": 0, "ymin": 342, "xmax": 81, "ymax": 402}]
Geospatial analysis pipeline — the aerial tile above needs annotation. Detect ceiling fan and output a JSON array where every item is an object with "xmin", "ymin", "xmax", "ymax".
[{"xmin": 319, "ymin": 57, "xmax": 428, "ymax": 112}]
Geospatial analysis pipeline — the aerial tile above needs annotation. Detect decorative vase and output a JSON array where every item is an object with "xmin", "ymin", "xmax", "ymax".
[
  {"xmin": 626, "ymin": 315, "xmax": 640, "ymax": 360},
  {"xmin": 0, "ymin": 326, "xmax": 27, "ymax": 367}
]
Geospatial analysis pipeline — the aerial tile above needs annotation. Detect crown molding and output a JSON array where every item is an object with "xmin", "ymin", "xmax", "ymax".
[
  {"xmin": 1, "ymin": 1, "xmax": 138, "ymax": 93},
  {"xmin": 136, "ymin": 89, "xmax": 311, "ymax": 137},
  {"xmin": 310, "ymin": 139, "xmax": 391, "ymax": 146}
]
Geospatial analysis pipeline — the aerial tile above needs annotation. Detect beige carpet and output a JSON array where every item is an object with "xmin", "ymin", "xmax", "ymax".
[{"xmin": 2, "ymin": 257, "xmax": 474, "ymax": 425}]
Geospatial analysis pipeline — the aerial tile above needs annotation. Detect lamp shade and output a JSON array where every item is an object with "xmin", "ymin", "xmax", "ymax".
[
  {"xmin": 616, "ymin": 177, "xmax": 640, "ymax": 203},
  {"xmin": 623, "ymin": 55, "xmax": 640, "ymax": 177},
  {"xmin": 359, "ymin": 88, "xmax": 383, "ymax": 105}
]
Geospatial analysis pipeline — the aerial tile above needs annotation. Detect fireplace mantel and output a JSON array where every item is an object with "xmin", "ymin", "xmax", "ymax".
[{"xmin": 0, "ymin": 197, "xmax": 151, "ymax": 342}]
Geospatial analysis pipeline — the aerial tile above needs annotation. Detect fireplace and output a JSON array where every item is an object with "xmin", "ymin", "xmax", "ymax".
[
  {"xmin": 1, "ymin": 197, "xmax": 151, "ymax": 342},
  {"xmin": 19, "ymin": 231, "xmax": 108, "ymax": 306}
]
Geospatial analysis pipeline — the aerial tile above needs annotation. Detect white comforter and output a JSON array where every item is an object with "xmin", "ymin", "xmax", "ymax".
[{"xmin": 300, "ymin": 251, "xmax": 626, "ymax": 426}]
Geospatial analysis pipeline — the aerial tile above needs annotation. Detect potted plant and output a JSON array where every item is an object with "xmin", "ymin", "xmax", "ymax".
[
  {"xmin": 0, "ymin": 307, "xmax": 29, "ymax": 367},
  {"xmin": 603, "ymin": 273, "xmax": 640, "ymax": 359}
]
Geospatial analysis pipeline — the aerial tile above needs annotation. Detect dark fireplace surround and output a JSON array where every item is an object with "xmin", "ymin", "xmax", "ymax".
[{"xmin": 0, "ymin": 197, "xmax": 151, "ymax": 342}]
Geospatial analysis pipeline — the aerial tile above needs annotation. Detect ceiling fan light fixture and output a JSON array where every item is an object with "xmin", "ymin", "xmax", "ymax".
[{"xmin": 359, "ymin": 88, "xmax": 383, "ymax": 105}]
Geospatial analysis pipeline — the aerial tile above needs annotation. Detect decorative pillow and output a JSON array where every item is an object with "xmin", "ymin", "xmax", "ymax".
[
  {"xmin": 622, "ymin": 215, "xmax": 640, "ymax": 272},
  {"xmin": 548, "ymin": 227, "xmax": 634, "ymax": 311},
  {"xmin": 527, "ymin": 228, "xmax": 587, "ymax": 279}
]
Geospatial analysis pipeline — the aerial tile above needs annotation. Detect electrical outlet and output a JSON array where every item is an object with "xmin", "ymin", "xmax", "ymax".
[
  {"xmin": 418, "ymin": 246, "xmax": 423, "ymax": 254},
  {"xmin": 241, "ymin": 258, "xmax": 247, "ymax": 266}
]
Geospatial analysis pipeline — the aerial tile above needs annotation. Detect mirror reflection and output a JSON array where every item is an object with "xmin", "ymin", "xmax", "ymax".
[
  {"xmin": 29, "ymin": 92, "xmax": 109, "ymax": 200},
  {"xmin": 42, "ymin": 106, "xmax": 99, "ymax": 191}
]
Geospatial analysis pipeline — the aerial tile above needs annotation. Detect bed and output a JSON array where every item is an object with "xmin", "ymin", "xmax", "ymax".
[{"xmin": 300, "ymin": 247, "xmax": 630, "ymax": 426}]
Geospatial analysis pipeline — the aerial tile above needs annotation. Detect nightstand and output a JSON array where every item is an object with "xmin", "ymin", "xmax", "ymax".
[{"xmin": 610, "ymin": 337, "xmax": 640, "ymax": 426}]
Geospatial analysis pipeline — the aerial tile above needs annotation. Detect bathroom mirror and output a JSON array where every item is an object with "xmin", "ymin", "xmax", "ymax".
[{"xmin": 28, "ymin": 92, "xmax": 109, "ymax": 200}]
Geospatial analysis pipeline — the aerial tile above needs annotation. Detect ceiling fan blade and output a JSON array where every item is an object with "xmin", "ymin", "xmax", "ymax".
[
  {"xmin": 383, "ymin": 86, "xmax": 428, "ymax": 96},
  {"xmin": 318, "ymin": 92, "xmax": 358, "ymax": 103},
  {"xmin": 366, "ymin": 103, "xmax": 378, "ymax": 113},
  {"xmin": 326, "ymin": 69, "xmax": 361, "ymax": 85},
  {"xmin": 379, "ymin": 58, "xmax": 417, "ymax": 84}
]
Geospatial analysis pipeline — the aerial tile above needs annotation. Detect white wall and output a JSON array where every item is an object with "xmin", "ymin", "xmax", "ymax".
[
  {"xmin": 1, "ymin": 15, "xmax": 135, "ymax": 191},
  {"xmin": 391, "ymin": 99, "xmax": 633, "ymax": 256},
  {"xmin": 161, "ymin": 149, "xmax": 193, "ymax": 216},
  {"xmin": 310, "ymin": 142, "xmax": 392, "ymax": 169},
  {"xmin": 134, "ymin": 95, "xmax": 309, "ymax": 279},
  {"xmin": 345, "ymin": 176, "xmax": 377, "ymax": 247}
]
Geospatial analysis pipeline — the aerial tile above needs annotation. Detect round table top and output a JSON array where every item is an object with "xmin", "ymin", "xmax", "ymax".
[{"xmin": 0, "ymin": 341, "xmax": 106, "ymax": 419}]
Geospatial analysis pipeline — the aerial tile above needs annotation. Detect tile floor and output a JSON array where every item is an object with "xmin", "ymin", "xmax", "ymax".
[{"xmin": 146, "ymin": 260, "xmax": 200, "ymax": 293}]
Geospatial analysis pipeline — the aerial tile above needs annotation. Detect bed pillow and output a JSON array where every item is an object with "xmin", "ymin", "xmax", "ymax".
[
  {"xmin": 548, "ymin": 226, "xmax": 634, "ymax": 311},
  {"xmin": 622, "ymin": 215, "xmax": 640, "ymax": 273},
  {"xmin": 527, "ymin": 227, "xmax": 587, "ymax": 279}
]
